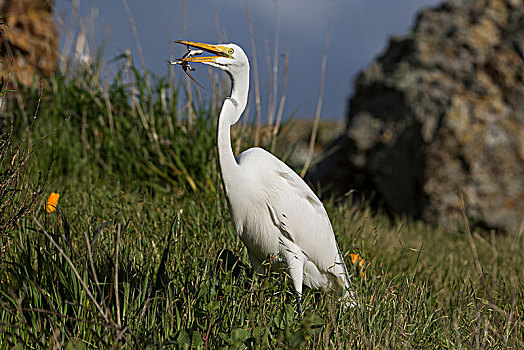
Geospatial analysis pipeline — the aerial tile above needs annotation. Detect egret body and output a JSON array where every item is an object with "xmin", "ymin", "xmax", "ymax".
[{"xmin": 175, "ymin": 41, "xmax": 354, "ymax": 313}]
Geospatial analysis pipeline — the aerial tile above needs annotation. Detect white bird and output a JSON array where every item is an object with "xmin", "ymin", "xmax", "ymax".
[{"xmin": 175, "ymin": 40, "xmax": 355, "ymax": 314}]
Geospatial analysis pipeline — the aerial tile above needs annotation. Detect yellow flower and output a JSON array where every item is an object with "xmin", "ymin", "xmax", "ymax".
[
  {"xmin": 350, "ymin": 253, "xmax": 366, "ymax": 278},
  {"xmin": 45, "ymin": 192, "xmax": 60, "ymax": 213}
]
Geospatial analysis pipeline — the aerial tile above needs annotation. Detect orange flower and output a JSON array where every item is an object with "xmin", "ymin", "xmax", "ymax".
[
  {"xmin": 350, "ymin": 253, "xmax": 366, "ymax": 278},
  {"xmin": 45, "ymin": 192, "xmax": 60, "ymax": 213}
]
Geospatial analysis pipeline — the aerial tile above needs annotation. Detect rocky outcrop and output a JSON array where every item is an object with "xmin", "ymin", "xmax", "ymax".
[
  {"xmin": 314, "ymin": 0, "xmax": 524, "ymax": 233},
  {"xmin": 0, "ymin": 0, "xmax": 57, "ymax": 87}
]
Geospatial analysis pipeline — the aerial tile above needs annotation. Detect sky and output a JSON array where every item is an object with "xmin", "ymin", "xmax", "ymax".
[{"xmin": 54, "ymin": 0, "xmax": 443, "ymax": 120}]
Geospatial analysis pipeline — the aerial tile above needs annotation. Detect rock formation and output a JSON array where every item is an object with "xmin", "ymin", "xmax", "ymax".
[
  {"xmin": 314, "ymin": 0, "xmax": 524, "ymax": 233},
  {"xmin": 0, "ymin": 0, "xmax": 58, "ymax": 87}
]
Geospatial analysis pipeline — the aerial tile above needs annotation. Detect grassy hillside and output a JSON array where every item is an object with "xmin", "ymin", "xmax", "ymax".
[{"xmin": 0, "ymin": 60, "xmax": 522, "ymax": 349}]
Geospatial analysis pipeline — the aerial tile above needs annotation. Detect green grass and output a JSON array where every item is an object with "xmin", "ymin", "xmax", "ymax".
[{"xmin": 1, "ymin": 59, "xmax": 523, "ymax": 349}]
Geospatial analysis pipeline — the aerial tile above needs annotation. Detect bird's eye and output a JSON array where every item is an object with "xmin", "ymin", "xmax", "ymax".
[{"xmin": 227, "ymin": 48, "xmax": 234, "ymax": 55}]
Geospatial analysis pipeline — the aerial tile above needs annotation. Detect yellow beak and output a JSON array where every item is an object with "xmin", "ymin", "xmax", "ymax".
[{"xmin": 174, "ymin": 40, "xmax": 232, "ymax": 63}]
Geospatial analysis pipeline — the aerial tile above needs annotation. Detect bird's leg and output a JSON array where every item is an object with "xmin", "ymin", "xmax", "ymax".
[{"xmin": 296, "ymin": 294, "xmax": 303, "ymax": 317}]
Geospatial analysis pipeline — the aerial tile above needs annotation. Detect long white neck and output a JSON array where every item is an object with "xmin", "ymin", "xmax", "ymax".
[{"xmin": 217, "ymin": 66, "xmax": 249, "ymax": 197}]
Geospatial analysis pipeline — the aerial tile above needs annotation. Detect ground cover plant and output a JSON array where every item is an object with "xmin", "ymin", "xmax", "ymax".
[{"xmin": 0, "ymin": 44, "xmax": 523, "ymax": 349}]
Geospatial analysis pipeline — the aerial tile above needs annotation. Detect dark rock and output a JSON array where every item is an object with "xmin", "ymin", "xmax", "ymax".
[{"xmin": 314, "ymin": 0, "xmax": 524, "ymax": 233}]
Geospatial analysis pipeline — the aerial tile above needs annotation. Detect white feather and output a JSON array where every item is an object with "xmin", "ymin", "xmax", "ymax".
[{"xmin": 179, "ymin": 41, "xmax": 356, "ymax": 309}]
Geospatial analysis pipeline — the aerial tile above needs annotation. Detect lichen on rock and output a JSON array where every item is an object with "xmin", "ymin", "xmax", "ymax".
[{"xmin": 314, "ymin": 0, "xmax": 524, "ymax": 233}]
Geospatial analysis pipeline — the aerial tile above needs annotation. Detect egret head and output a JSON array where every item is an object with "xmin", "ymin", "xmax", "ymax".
[{"xmin": 174, "ymin": 40, "xmax": 249, "ymax": 79}]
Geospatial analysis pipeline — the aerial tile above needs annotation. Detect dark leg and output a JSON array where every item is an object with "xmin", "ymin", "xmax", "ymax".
[{"xmin": 296, "ymin": 294, "xmax": 303, "ymax": 317}]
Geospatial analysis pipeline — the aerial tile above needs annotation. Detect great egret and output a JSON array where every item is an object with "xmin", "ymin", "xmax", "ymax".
[{"xmin": 174, "ymin": 40, "xmax": 354, "ymax": 314}]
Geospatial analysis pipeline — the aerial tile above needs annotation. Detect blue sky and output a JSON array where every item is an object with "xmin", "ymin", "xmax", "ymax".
[{"xmin": 55, "ymin": 0, "xmax": 443, "ymax": 120}]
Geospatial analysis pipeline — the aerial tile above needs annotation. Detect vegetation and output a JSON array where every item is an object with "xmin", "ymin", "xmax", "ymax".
[{"xmin": 0, "ymin": 42, "xmax": 522, "ymax": 349}]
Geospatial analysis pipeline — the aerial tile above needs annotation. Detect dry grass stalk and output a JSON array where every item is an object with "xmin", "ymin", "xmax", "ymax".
[
  {"xmin": 270, "ymin": 1, "xmax": 280, "ymax": 129},
  {"xmin": 270, "ymin": 51, "xmax": 288, "ymax": 153},
  {"xmin": 244, "ymin": 0, "xmax": 262, "ymax": 146},
  {"xmin": 301, "ymin": 0, "xmax": 333, "ymax": 178}
]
